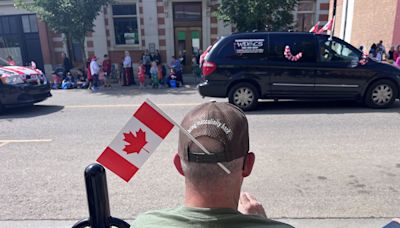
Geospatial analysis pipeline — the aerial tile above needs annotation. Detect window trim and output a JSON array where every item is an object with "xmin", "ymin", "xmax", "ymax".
[
  {"xmin": 110, "ymin": 2, "xmax": 141, "ymax": 47},
  {"xmin": 173, "ymin": 2, "xmax": 202, "ymax": 22},
  {"xmin": 21, "ymin": 14, "xmax": 38, "ymax": 33},
  {"xmin": 296, "ymin": 0, "xmax": 315, "ymax": 13}
]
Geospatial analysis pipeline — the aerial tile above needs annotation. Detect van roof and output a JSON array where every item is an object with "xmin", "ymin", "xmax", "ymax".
[{"xmin": 229, "ymin": 31, "xmax": 319, "ymax": 36}]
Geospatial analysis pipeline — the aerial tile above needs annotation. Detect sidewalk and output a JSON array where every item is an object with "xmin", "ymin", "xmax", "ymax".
[{"xmin": 0, "ymin": 218, "xmax": 391, "ymax": 228}]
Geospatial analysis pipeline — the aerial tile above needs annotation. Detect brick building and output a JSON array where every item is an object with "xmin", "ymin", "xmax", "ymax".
[
  {"xmin": 329, "ymin": 0, "xmax": 400, "ymax": 51},
  {"xmin": 0, "ymin": 0, "xmax": 330, "ymax": 75}
]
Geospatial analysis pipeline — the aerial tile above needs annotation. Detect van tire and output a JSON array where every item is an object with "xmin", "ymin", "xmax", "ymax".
[
  {"xmin": 228, "ymin": 83, "xmax": 259, "ymax": 111},
  {"xmin": 364, "ymin": 80, "xmax": 397, "ymax": 108}
]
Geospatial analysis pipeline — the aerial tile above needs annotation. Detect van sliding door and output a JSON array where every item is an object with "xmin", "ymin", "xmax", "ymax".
[{"xmin": 267, "ymin": 34, "xmax": 318, "ymax": 98}]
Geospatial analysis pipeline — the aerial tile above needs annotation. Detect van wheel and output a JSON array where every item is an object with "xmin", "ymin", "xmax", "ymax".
[
  {"xmin": 364, "ymin": 80, "xmax": 397, "ymax": 108},
  {"xmin": 228, "ymin": 83, "xmax": 259, "ymax": 111}
]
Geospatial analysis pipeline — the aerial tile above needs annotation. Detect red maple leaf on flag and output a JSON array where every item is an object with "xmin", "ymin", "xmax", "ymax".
[{"xmin": 123, "ymin": 129, "xmax": 148, "ymax": 154}]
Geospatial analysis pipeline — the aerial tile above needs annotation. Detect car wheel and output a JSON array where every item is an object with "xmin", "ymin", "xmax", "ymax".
[
  {"xmin": 228, "ymin": 83, "xmax": 259, "ymax": 111},
  {"xmin": 364, "ymin": 80, "xmax": 398, "ymax": 108}
]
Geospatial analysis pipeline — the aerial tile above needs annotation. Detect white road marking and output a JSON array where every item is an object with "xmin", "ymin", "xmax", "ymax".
[
  {"xmin": 0, "ymin": 139, "xmax": 52, "ymax": 147},
  {"xmin": 0, "ymin": 142, "xmax": 9, "ymax": 148},
  {"xmin": 65, "ymin": 103, "xmax": 200, "ymax": 109}
]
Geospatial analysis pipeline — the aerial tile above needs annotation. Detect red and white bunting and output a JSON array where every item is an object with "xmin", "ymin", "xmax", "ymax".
[{"xmin": 97, "ymin": 101, "xmax": 174, "ymax": 182}]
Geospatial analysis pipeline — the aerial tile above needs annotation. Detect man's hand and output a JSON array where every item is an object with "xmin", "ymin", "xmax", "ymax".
[{"xmin": 238, "ymin": 192, "xmax": 267, "ymax": 218}]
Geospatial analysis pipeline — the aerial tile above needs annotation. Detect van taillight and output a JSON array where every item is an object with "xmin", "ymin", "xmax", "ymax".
[{"xmin": 202, "ymin": 61, "xmax": 217, "ymax": 77}]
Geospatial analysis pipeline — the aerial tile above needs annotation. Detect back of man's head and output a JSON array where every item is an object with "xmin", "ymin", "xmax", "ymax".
[{"xmin": 178, "ymin": 102, "xmax": 250, "ymax": 187}]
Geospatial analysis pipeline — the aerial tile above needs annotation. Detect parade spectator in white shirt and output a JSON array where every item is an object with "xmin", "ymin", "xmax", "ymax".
[
  {"xmin": 90, "ymin": 56, "xmax": 100, "ymax": 91},
  {"xmin": 123, "ymin": 51, "xmax": 135, "ymax": 86}
]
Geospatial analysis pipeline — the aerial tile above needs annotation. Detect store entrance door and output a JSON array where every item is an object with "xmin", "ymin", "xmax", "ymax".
[{"xmin": 174, "ymin": 27, "xmax": 201, "ymax": 73}]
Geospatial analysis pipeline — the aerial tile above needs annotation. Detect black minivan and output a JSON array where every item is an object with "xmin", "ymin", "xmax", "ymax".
[{"xmin": 198, "ymin": 32, "xmax": 400, "ymax": 110}]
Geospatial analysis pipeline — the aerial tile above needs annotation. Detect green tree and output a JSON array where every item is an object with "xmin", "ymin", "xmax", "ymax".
[
  {"xmin": 15, "ymin": 0, "xmax": 112, "ymax": 64},
  {"xmin": 216, "ymin": 0, "xmax": 298, "ymax": 32}
]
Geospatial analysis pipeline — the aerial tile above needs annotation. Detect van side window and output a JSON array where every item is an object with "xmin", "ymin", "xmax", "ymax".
[
  {"xmin": 218, "ymin": 37, "xmax": 268, "ymax": 60},
  {"xmin": 318, "ymin": 37, "xmax": 359, "ymax": 63},
  {"xmin": 268, "ymin": 34, "xmax": 316, "ymax": 63}
]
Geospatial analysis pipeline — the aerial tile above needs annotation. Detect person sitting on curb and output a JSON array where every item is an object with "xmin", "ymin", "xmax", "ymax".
[{"xmin": 133, "ymin": 102, "xmax": 293, "ymax": 228}]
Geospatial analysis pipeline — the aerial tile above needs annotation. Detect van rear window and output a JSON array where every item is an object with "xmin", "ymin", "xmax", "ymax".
[{"xmin": 217, "ymin": 36, "xmax": 268, "ymax": 60}]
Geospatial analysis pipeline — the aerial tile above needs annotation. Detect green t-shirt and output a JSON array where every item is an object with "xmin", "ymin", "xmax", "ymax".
[{"xmin": 132, "ymin": 206, "xmax": 293, "ymax": 228}]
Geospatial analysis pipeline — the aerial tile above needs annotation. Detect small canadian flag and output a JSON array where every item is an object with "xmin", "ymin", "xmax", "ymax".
[
  {"xmin": 97, "ymin": 101, "xmax": 174, "ymax": 182},
  {"xmin": 309, "ymin": 21, "xmax": 320, "ymax": 33},
  {"xmin": 318, "ymin": 16, "xmax": 335, "ymax": 34}
]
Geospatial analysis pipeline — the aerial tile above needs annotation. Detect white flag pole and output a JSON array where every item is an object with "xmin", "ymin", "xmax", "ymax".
[{"xmin": 145, "ymin": 99, "xmax": 231, "ymax": 174}]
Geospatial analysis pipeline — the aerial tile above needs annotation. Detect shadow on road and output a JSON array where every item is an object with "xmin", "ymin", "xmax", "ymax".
[
  {"xmin": 70, "ymin": 83, "xmax": 200, "ymax": 97},
  {"xmin": 246, "ymin": 100, "xmax": 400, "ymax": 115},
  {"xmin": 0, "ymin": 105, "xmax": 64, "ymax": 119}
]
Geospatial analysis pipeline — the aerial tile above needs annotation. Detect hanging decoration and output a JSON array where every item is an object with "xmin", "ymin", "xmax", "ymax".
[
  {"xmin": 284, "ymin": 45, "xmax": 303, "ymax": 61},
  {"xmin": 359, "ymin": 52, "xmax": 368, "ymax": 65}
]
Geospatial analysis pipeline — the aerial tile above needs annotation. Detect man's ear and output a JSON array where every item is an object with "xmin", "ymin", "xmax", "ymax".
[
  {"xmin": 173, "ymin": 153, "xmax": 185, "ymax": 176},
  {"xmin": 242, "ymin": 152, "xmax": 255, "ymax": 177}
]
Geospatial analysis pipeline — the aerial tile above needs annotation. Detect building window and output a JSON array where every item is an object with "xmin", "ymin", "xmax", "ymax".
[
  {"xmin": 0, "ymin": 16, "xmax": 22, "ymax": 65},
  {"xmin": 295, "ymin": 0, "xmax": 315, "ymax": 32},
  {"xmin": 173, "ymin": 3, "xmax": 202, "ymax": 22},
  {"xmin": 112, "ymin": 4, "xmax": 139, "ymax": 45},
  {"xmin": 0, "ymin": 16, "xmax": 19, "ymax": 34},
  {"xmin": 21, "ymin": 15, "xmax": 38, "ymax": 33}
]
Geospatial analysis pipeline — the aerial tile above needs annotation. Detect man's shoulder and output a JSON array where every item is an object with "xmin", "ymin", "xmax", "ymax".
[{"xmin": 132, "ymin": 207, "xmax": 293, "ymax": 228}]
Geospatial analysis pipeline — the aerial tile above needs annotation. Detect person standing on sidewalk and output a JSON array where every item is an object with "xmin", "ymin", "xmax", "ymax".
[
  {"xmin": 90, "ymin": 56, "xmax": 100, "ymax": 91},
  {"xmin": 170, "ymin": 56, "xmax": 183, "ymax": 86},
  {"xmin": 123, "ymin": 51, "xmax": 133, "ymax": 86},
  {"xmin": 62, "ymin": 52, "xmax": 72, "ymax": 75},
  {"xmin": 142, "ymin": 49, "xmax": 152, "ymax": 79},
  {"xmin": 395, "ymin": 55, "xmax": 400, "ymax": 68},
  {"xmin": 394, "ymin": 45, "xmax": 400, "ymax": 62},
  {"xmin": 102, "ymin": 54, "xmax": 112, "ymax": 88},
  {"xmin": 377, "ymin": 40, "xmax": 386, "ymax": 61}
]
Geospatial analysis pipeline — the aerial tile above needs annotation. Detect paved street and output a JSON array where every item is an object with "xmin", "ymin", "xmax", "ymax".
[{"xmin": 1, "ymin": 85, "xmax": 399, "ymax": 227}]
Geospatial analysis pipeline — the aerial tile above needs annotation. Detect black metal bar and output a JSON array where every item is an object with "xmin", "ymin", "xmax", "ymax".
[
  {"xmin": 72, "ymin": 219, "xmax": 90, "ymax": 228},
  {"xmin": 110, "ymin": 217, "xmax": 132, "ymax": 227},
  {"xmin": 329, "ymin": 0, "xmax": 338, "ymax": 41},
  {"xmin": 332, "ymin": 0, "xmax": 337, "ymax": 18},
  {"xmin": 332, "ymin": 0, "xmax": 337, "ymax": 35},
  {"xmin": 72, "ymin": 163, "xmax": 130, "ymax": 228}
]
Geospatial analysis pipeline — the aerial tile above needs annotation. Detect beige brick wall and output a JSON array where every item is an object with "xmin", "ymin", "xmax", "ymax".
[
  {"xmin": 332, "ymin": 0, "xmax": 344, "ymax": 38},
  {"xmin": 331, "ymin": 0, "xmax": 399, "ymax": 49},
  {"xmin": 393, "ymin": 0, "xmax": 400, "ymax": 45},
  {"xmin": 351, "ymin": 0, "xmax": 397, "ymax": 49}
]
